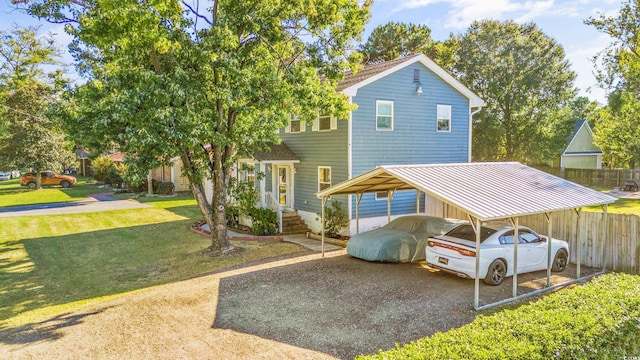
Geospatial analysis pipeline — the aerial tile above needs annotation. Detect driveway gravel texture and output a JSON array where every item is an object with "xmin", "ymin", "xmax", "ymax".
[{"xmin": 1, "ymin": 249, "xmax": 597, "ymax": 360}]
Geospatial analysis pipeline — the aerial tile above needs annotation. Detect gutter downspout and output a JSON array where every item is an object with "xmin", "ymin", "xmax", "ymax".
[{"xmin": 468, "ymin": 106, "xmax": 482, "ymax": 163}]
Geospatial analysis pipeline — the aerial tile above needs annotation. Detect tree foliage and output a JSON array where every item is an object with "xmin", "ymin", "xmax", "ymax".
[
  {"xmin": 20, "ymin": 0, "xmax": 371, "ymax": 254},
  {"xmin": 451, "ymin": 20, "xmax": 576, "ymax": 162},
  {"xmin": 0, "ymin": 26, "xmax": 74, "ymax": 186},
  {"xmin": 586, "ymin": 0, "xmax": 640, "ymax": 168}
]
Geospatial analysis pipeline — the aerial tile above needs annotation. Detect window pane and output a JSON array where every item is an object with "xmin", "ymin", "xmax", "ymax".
[
  {"xmin": 437, "ymin": 119, "xmax": 450, "ymax": 131},
  {"xmin": 377, "ymin": 102, "xmax": 392, "ymax": 116},
  {"xmin": 437, "ymin": 105, "xmax": 451, "ymax": 118},
  {"xmin": 377, "ymin": 116, "xmax": 391, "ymax": 129},
  {"xmin": 290, "ymin": 120, "xmax": 301, "ymax": 132},
  {"xmin": 319, "ymin": 115, "xmax": 331, "ymax": 130}
]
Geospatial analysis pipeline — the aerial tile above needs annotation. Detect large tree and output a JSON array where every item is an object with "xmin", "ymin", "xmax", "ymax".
[
  {"xmin": 586, "ymin": 0, "xmax": 640, "ymax": 168},
  {"xmin": 452, "ymin": 20, "xmax": 576, "ymax": 162},
  {"xmin": 0, "ymin": 26, "xmax": 75, "ymax": 187},
  {"xmin": 19, "ymin": 0, "xmax": 371, "ymax": 254}
]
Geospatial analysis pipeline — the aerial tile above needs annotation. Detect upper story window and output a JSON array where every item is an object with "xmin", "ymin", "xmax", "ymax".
[
  {"xmin": 437, "ymin": 104, "xmax": 451, "ymax": 132},
  {"xmin": 318, "ymin": 113, "xmax": 332, "ymax": 131},
  {"xmin": 318, "ymin": 166, "xmax": 331, "ymax": 191},
  {"xmin": 376, "ymin": 100, "xmax": 394, "ymax": 131},
  {"xmin": 290, "ymin": 115, "xmax": 301, "ymax": 133}
]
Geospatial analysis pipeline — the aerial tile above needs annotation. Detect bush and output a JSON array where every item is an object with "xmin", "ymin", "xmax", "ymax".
[
  {"xmin": 358, "ymin": 273, "xmax": 640, "ymax": 360},
  {"xmin": 318, "ymin": 200, "xmax": 349, "ymax": 238},
  {"xmin": 92, "ymin": 155, "xmax": 124, "ymax": 186},
  {"xmin": 250, "ymin": 207, "xmax": 278, "ymax": 236},
  {"xmin": 226, "ymin": 205, "xmax": 240, "ymax": 228},
  {"xmin": 156, "ymin": 181, "xmax": 175, "ymax": 195}
]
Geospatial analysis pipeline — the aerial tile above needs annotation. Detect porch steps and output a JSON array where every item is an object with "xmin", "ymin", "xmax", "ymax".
[{"xmin": 281, "ymin": 210, "xmax": 310, "ymax": 235}]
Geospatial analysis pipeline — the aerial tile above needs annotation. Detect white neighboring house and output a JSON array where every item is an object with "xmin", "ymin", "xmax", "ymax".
[{"xmin": 561, "ymin": 120, "xmax": 603, "ymax": 169}]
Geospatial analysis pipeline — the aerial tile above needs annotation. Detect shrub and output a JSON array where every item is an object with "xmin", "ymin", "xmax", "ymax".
[
  {"xmin": 226, "ymin": 205, "xmax": 240, "ymax": 228},
  {"xmin": 358, "ymin": 273, "xmax": 640, "ymax": 360},
  {"xmin": 92, "ymin": 155, "xmax": 124, "ymax": 186},
  {"xmin": 318, "ymin": 200, "xmax": 349, "ymax": 238},
  {"xmin": 156, "ymin": 181, "xmax": 175, "ymax": 195},
  {"xmin": 250, "ymin": 207, "xmax": 278, "ymax": 236}
]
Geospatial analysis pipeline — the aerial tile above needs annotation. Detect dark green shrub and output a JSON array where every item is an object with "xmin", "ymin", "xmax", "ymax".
[
  {"xmin": 318, "ymin": 200, "xmax": 349, "ymax": 238},
  {"xmin": 156, "ymin": 181, "xmax": 174, "ymax": 195},
  {"xmin": 226, "ymin": 205, "xmax": 240, "ymax": 228},
  {"xmin": 358, "ymin": 273, "xmax": 640, "ymax": 360},
  {"xmin": 250, "ymin": 207, "xmax": 278, "ymax": 236}
]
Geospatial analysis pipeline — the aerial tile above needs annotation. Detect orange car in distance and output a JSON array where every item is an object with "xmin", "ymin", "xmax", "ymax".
[{"xmin": 20, "ymin": 171, "xmax": 77, "ymax": 189}]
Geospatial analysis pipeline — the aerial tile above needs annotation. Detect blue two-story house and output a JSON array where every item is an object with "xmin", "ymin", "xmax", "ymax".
[{"xmin": 236, "ymin": 54, "xmax": 485, "ymax": 235}]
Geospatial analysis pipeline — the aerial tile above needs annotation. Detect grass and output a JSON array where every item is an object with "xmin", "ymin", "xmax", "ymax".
[
  {"xmin": 0, "ymin": 176, "xmax": 106, "ymax": 208},
  {"xmin": 584, "ymin": 196, "xmax": 640, "ymax": 215},
  {"xmin": 0, "ymin": 193, "xmax": 308, "ymax": 329}
]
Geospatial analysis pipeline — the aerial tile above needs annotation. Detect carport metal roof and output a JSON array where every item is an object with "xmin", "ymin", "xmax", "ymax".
[
  {"xmin": 316, "ymin": 162, "xmax": 617, "ymax": 310},
  {"xmin": 316, "ymin": 162, "xmax": 617, "ymax": 220}
]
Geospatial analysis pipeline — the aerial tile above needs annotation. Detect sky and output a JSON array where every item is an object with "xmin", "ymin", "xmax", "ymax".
[{"xmin": 0, "ymin": 0, "xmax": 623, "ymax": 103}]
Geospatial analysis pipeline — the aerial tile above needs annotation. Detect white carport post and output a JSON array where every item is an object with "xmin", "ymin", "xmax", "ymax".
[
  {"xmin": 472, "ymin": 216, "xmax": 482, "ymax": 310},
  {"xmin": 355, "ymin": 193, "xmax": 363, "ymax": 235},
  {"xmin": 415, "ymin": 191, "xmax": 421, "ymax": 214},
  {"xmin": 321, "ymin": 197, "xmax": 327, "ymax": 257},
  {"xmin": 545, "ymin": 212, "xmax": 553, "ymax": 287},
  {"xmin": 574, "ymin": 208, "xmax": 582, "ymax": 277},
  {"xmin": 386, "ymin": 189, "xmax": 395, "ymax": 224},
  {"xmin": 509, "ymin": 217, "xmax": 519, "ymax": 298}
]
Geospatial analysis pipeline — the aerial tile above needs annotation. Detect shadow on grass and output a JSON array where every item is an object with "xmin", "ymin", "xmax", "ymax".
[
  {"xmin": 0, "ymin": 217, "xmax": 209, "ymax": 330},
  {"xmin": 0, "ymin": 308, "xmax": 113, "ymax": 345}
]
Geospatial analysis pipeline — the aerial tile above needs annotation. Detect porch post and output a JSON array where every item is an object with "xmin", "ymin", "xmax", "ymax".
[{"xmin": 259, "ymin": 163, "xmax": 266, "ymax": 207}]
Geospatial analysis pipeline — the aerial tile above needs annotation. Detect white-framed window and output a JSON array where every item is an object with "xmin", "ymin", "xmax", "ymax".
[
  {"xmin": 437, "ymin": 104, "xmax": 452, "ymax": 132},
  {"xmin": 240, "ymin": 162, "xmax": 256, "ymax": 184},
  {"xmin": 376, "ymin": 100, "xmax": 394, "ymax": 131},
  {"xmin": 375, "ymin": 191, "xmax": 389, "ymax": 200},
  {"xmin": 318, "ymin": 166, "xmax": 331, "ymax": 191},
  {"xmin": 313, "ymin": 113, "xmax": 337, "ymax": 131},
  {"xmin": 285, "ymin": 114, "xmax": 304, "ymax": 133}
]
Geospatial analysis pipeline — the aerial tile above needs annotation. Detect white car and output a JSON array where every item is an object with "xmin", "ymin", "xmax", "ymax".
[
  {"xmin": 0, "ymin": 171, "xmax": 12, "ymax": 180},
  {"xmin": 426, "ymin": 223, "xmax": 569, "ymax": 285}
]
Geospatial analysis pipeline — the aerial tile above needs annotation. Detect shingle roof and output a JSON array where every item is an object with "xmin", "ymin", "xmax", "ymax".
[
  {"xmin": 336, "ymin": 56, "xmax": 417, "ymax": 91},
  {"xmin": 252, "ymin": 143, "xmax": 300, "ymax": 162}
]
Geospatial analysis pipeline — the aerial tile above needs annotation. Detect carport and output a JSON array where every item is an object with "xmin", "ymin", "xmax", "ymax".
[{"xmin": 316, "ymin": 162, "xmax": 617, "ymax": 310}]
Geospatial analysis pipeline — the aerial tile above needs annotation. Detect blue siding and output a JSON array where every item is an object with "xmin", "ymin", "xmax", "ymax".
[
  {"xmin": 351, "ymin": 63, "xmax": 470, "ymax": 218},
  {"xmin": 279, "ymin": 120, "xmax": 349, "ymax": 214}
]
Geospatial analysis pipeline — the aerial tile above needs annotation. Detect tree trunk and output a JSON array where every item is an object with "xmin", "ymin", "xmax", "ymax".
[
  {"xmin": 35, "ymin": 169, "xmax": 42, "ymax": 190},
  {"xmin": 210, "ymin": 144, "xmax": 231, "ymax": 254}
]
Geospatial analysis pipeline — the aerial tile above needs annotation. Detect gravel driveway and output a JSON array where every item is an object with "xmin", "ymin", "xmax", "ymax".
[{"xmin": 0, "ymin": 250, "xmax": 597, "ymax": 360}]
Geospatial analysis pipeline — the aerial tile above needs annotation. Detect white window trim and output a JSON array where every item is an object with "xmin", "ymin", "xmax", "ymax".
[
  {"xmin": 286, "ymin": 114, "xmax": 304, "ymax": 133},
  {"xmin": 437, "ymin": 104, "xmax": 452, "ymax": 133},
  {"xmin": 318, "ymin": 166, "xmax": 332, "ymax": 192},
  {"xmin": 314, "ymin": 113, "xmax": 338, "ymax": 132},
  {"xmin": 376, "ymin": 100, "xmax": 394, "ymax": 131},
  {"xmin": 375, "ymin": 191, "xmax": 389, "ymax": 200}
]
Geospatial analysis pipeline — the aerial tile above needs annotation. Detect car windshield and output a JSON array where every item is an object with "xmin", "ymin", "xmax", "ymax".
[
  {"xmin": 444, "ymin": 224, "xmax": 497, "ymax": 242},
  {"xmin": 385, "ymin": 217, "xmax": 418, "ymax": 232}
]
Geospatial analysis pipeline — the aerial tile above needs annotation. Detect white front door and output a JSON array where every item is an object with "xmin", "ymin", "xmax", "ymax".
[{"xmin": 274, "ymin": 165, "xmax": 293, "ymax": 209}]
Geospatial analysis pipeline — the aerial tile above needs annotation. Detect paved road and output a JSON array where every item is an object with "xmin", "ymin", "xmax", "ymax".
[{"xmin": 0, "ymin": 193, "xmax": 150, "ymax": 218}]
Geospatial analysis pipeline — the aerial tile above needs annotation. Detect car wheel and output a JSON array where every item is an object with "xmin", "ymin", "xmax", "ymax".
[
  {"xmin": 552, "ymin": 249, "xmax": 568, "ymax": 272},
  {"xmin": 483, "ymin": 259, "xmax": 507, "ymax": 286},
  {"xmin": 61, "ymin": 180, "xmax": 71, "ymax": 188},
  {"xmin": 27, "ymin": 182, "xmax": 37, "ymax": 190}
]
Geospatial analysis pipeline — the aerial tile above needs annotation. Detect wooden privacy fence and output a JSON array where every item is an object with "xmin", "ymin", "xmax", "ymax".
[
  {"xmin": 534, "ymin": 166, "xmax": 640, "ymax": 189},
  {"xmin": 425, "ymin": 197, "xmax": 639, "ymax": 275}
]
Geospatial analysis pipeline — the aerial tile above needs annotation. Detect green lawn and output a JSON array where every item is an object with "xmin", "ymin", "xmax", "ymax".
[
  {"xmin": 0, "ymin": 194, "xmax": 307, "ymax": 329},
  {"xmin": 0, "ymin": 176, "xmax": 106, "ymax": 208},
  {"xmin": 584, "ymin": 196, "xmax": 640, "ymax": 215}
]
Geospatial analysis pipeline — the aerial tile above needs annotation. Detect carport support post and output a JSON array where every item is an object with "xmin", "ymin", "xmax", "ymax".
[
  {"xmin": 510, "ymin": 217, "xmax": 519, "ymax": 298},
  {"xmin": 474, "ymin": 217, "xmax": 481, "ymax": 310},
  {"xmin": 415, "ymin": 191, "xmax": 421, "ymax": 214},
  {"xmin": 545, "ymin": 212, "xmax": 553, "ymax": 287},
  {"xmin": 355, "ymin": 193, "xmax": 362, "ymax": 235},
  {"xmin": 321, "ymin": 197, "xmax": 327, "ymax": 257},
  {"xmin": 574, "ymin": 208, "xmax": 582, "ymax": 278}
]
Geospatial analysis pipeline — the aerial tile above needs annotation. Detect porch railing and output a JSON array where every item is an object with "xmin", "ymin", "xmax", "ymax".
[{"xmin": 265, "ymin": 192, "xmax": 283, "ymax": 234}]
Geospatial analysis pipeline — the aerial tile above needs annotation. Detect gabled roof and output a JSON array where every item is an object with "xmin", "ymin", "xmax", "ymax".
[
  {"xmin": 563, "ymin": 120, "xmax": 602, "ymax": 156},
  {"xmin": 252, "ymin": 143, "xmax": 300, "ymax": 162},
  {"xmin": 316, "ymin": 162, "xmax": 616, "ymax": 221},
  {"xmin": 338, "ymin": 54, "xmax": 485, "ymax": 108}
]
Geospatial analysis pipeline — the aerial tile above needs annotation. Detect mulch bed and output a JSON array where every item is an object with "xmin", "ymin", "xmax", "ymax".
[{"xmin": 190, "ymin": 220, "xmax": 283, "ymax": 242}]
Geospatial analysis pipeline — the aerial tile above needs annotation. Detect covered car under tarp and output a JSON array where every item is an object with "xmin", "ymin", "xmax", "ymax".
[{"xmin": 346, "ymin": 215, "xmax": 467, "ymax": 263}]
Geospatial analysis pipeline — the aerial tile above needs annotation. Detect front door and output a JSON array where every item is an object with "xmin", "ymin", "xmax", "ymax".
[{"xmin": 274, "ymin": 165, "xmax": 293, "ymax": 209}]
